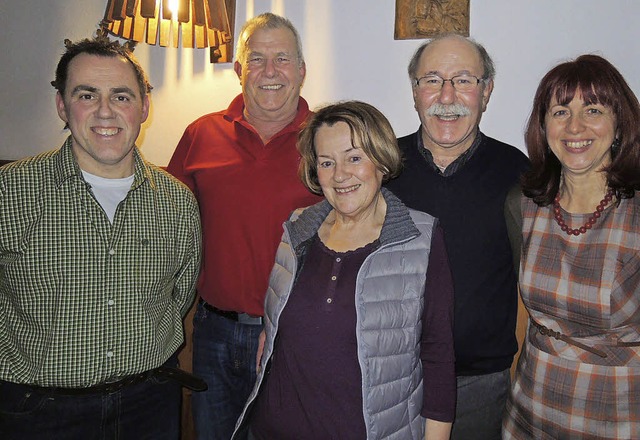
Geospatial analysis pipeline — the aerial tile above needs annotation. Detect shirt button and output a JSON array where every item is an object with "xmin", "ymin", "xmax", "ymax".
[
  {"xmin": 331, "ymin": 276, "xmax": 337, "ymax": 281},
  {"xmin": 108, "ymin": 249, "xmax": 115, "ymax": 256},
  {"xmin": 336, "ymin": 257, "xmax": 341, "ymax": 262},
  {"xmin": 107, "ymin": 299, "xmax": 115, "ymax": 306},
  {"xmin": 106, "ymin": 351, "xmax": 114, "ymax": 358},
  {"xmin": 326, "ymin": 298, "xmax": 333, "ymax": 304}
]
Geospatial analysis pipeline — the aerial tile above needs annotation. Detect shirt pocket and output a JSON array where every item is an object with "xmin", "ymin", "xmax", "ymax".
[{"xmin": 134, "ymin": 235, "xmax": 180, "ymax": 304}]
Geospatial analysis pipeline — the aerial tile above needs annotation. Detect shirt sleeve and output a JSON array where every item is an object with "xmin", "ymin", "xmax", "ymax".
[
  {"xmin": 173, "ymin": 195, "xmax": 203, "ymax": 316},
  {"xmin": 167, "ymin": 128, "xmax": 197, "ymax": 194},
  {"xmin": 421, "ymin": 223, "xmax": 456, "ymax": 422}
]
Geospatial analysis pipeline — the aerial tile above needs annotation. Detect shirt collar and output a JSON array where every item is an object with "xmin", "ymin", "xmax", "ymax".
[
  {"xmin": 417, "ymin": 130, "xmax": 484, "ymax": 176},
  {"xmin": 53, "ymin": 135, "xmax": 153, "ymax": 190},
  {"xmin": 224, "ymin": 93, "xmax": 311, "ymax": 137}
]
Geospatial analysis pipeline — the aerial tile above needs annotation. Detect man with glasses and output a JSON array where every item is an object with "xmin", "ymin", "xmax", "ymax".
[
  {"xmin": 168, "ymin": 13, "xmax": 322, "ymax": 439},
  {"xmin": 386, "ymin": 34, "xmax": 529, "ymax": 440}
]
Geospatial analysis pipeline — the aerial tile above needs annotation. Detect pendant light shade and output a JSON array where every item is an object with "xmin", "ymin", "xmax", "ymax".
[{"xmin": 102, "ymin": 0, "xmax": 235, "ymax": 62}]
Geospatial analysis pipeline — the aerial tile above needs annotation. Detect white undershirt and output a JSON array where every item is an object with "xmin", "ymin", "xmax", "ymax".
[{"xmin": 81, "ymin": 170, "xmax": 134, "ymax": 223}]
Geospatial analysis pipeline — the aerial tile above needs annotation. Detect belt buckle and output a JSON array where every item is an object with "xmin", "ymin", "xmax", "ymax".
[
  {"xmin": 103, "ymin": 381, "xmax": 124, "ymax": 394},
  {"xmin": 102, "ymin": 371, "xmax": 148, "ymax": 393},
  {"xmin": 237, "ymin": 313, "xmax": 263, "ymax": 325},
  {"xmin": 102, "ymin": 376, "xmax": 130, "ymax": 393}
]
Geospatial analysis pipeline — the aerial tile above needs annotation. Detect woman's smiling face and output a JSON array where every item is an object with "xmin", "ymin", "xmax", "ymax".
[
  {"xmin": 545, "ymin": 91, "xmax": 616, "ymax": 178},
  {"xmin": 315, "ymin": 121, "xmax": 384, "ymax": 221}
]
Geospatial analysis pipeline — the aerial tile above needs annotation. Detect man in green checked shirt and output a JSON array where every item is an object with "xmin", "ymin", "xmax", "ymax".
[{"xmin": 0, "ymin": 32, "xmax": 202, "ymax": 439}]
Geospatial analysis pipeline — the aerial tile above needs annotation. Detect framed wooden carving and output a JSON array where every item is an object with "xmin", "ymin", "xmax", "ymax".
[{"xmin": 395, "ymin": 0, "xmax": 469, "ymax": 40}]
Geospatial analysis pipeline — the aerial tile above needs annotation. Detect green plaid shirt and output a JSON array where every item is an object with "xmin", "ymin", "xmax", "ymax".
[{"xmin": 0, "ymin": 137, "xmax": 201, "ymax": 387}]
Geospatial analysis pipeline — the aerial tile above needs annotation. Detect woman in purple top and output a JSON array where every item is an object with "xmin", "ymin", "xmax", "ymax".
[{"xmin": 232, "ymin": 101, "xmax": 456, "ymax": 440}]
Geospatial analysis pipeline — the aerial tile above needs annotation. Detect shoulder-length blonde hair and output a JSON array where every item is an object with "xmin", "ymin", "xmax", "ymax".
[{"xmin": 297, "ymin": 101, "xmax": 402, "ymax": 195}]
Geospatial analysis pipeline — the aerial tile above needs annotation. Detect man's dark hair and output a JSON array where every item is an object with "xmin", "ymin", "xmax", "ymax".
[{"xmin": 52, "ymin": 28, "xmax": 152, "ymax": 98}]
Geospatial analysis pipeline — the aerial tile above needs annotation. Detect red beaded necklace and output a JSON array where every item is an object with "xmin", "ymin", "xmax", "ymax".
[{"xmin": 553, "ymin": 189, "xmax": 614, "ymax": 236}]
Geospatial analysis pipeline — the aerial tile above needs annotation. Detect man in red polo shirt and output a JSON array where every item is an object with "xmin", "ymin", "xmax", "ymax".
[{"xmin": 168, "ymin": 12, "xmax": 322, "ymax": 440}]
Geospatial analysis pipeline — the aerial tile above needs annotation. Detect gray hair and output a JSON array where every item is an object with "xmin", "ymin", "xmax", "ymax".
[
  {"xmin": 407, "ymin": 34, "xmax": 495, "ymax": 83},
  {"xmin": 236, "ymin": 13, "xmax": 304, "ymax": 65}
]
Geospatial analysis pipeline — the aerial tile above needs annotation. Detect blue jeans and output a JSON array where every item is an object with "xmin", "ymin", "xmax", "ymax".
[
  {"xmin": 451, "ymin": 369, "xmax": 510, "ymax": 440},
  {"xmin": 0, "ymin": 368, "xmax": 181, "ymax": 439},
  {"xmin": 192, "ymin": 301, "xmax": 262, "ymax": 440}
]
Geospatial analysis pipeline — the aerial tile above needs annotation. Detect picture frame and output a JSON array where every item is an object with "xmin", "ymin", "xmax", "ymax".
[{"xmin": 395, "ymin": 0, "xmax": 470, "ymax": 40}]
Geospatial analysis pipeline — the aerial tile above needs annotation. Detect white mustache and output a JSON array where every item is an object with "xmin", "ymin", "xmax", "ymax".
[{"xmin": 426, "ymin": 103, "xmax": 471, "ymax": 117}]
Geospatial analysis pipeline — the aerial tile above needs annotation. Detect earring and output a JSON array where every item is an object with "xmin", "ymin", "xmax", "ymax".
[{"xmin": 611, "ymin": 138, "xmax": 621, "ymax": 153}]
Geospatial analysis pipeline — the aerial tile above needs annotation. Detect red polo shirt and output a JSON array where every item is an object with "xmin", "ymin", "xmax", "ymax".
[{"xmin": 168, "ymin": 94, "xmax": 323, "ymax": 316}]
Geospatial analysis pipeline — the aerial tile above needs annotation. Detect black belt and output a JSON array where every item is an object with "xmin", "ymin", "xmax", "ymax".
[
  {"xmin": 200, "ymin": 299, "xmax": 263, "ymax": 325},
  {"xmin": 15, "ymin": 365, "xmax": 207, "ymax": 396}
]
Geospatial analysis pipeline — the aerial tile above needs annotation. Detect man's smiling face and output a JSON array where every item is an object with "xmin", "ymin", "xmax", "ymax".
[
  {"xmin": 234, "ymin": 26, "xmax": 306, "ymax": 123},
  {"xmin": 56, "ymin": 53, "xmax": 149, "ymax": 177}
]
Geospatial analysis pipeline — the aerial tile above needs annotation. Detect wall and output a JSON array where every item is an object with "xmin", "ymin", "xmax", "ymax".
[{"xmin": 2, "ymin": 0, "xmax": 639, "ymax": 164}]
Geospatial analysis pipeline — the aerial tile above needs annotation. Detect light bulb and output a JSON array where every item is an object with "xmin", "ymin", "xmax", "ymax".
[{"xmin": 168, "ymin": 0, "xmax": 179, "ymax": 17}]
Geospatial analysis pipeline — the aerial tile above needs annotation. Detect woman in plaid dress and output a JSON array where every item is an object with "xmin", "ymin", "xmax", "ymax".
[{"xmin": 503, "ymin": 55, "xmax": 640, "ymax": 439}]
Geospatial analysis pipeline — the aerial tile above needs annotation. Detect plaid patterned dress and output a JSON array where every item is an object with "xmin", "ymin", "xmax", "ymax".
[{"xmin": 504, "ymin": 193, "xmax": 640, "ymax": 439}]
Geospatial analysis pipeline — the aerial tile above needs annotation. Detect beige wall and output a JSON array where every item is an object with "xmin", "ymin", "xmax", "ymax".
[{"xmin": 2, "ymin": 1, "xmax": 640, "ymax": 165}]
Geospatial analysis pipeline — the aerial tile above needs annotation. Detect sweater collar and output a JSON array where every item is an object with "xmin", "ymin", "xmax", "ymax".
[{"xmin": 286, "ymin": 187, "xmax": 420, "ymax": 251}]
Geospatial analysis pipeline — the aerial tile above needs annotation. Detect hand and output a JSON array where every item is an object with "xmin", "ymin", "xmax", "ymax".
[{"xmin": 425, "ymin": 419, "xmax": 452, "ymax": 440}]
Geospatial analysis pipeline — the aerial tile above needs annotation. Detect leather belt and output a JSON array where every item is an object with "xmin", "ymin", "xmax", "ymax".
[
  {"xmin": 532, "ymin": 321, "xmax": 640, "ymax": 359},
  {"xmin": 16, "ymin": 365, "xmax": 207, "ymax": 396},
  {"xmin": 200, "ymin": 299, "xmax": 263, "ymax": 325}
]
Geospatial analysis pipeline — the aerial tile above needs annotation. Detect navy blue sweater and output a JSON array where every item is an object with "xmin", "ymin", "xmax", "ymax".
[{"xmin": 386, "ymin": 130, "xmax": 530, "ymax": 375}]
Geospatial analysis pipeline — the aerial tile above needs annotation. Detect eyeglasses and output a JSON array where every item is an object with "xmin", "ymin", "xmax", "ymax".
[{"xmin": 414, "ymin": 74, "xmax": 485, "ymax": 92}]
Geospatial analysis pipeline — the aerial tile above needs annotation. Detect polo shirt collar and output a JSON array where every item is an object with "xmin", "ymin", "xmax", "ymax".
[{"xmin": 224, "ymin": 93, "xmax": 311, "ymax": 137}]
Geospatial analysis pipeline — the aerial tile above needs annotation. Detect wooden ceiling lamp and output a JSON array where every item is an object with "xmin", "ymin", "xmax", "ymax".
[{"xmin": 102, "ymin": 0, "xmax": 235, "ymax": 63}]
